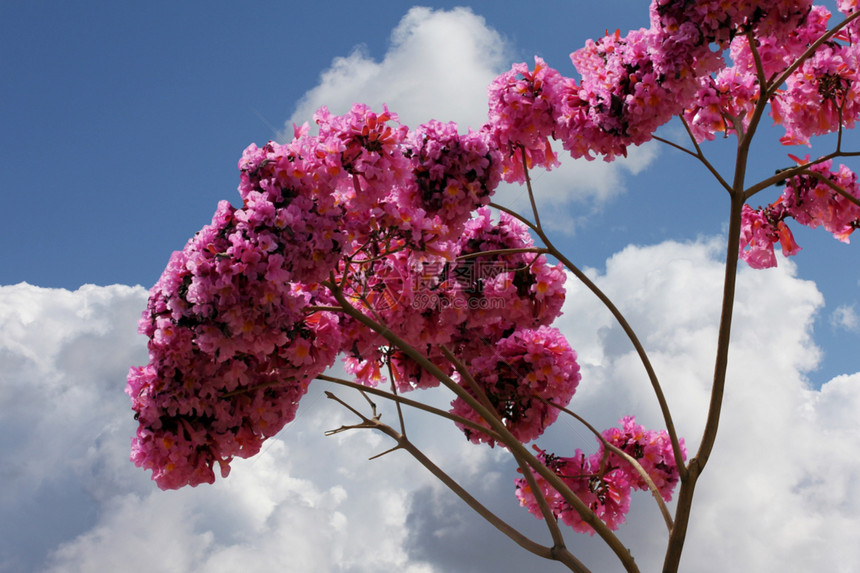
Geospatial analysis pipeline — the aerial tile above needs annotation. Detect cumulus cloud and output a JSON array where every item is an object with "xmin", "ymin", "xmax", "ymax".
[
  {"xmin": 284, "ymin": 6, "xmax": 511, "ymax": 133},
  {"xmin": 3, "ymin": 231, "xmax": 860, "ymax": 573},
  {"xmin": 0, "ymin": 283, "xmax": 449, "ymax": 573},
  {"xmin": 0, "ymin": 283, "xmax": 151, "ymax": 571}
]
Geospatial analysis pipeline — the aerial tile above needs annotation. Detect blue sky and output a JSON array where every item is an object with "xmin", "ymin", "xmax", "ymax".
[{"xmin": 1, "ymin": 2, "xmax": 859, "ymax": 572}]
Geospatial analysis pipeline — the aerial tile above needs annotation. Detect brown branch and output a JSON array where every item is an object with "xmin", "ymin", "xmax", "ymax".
[
  {"xmin": 808, "ymin": 170, "xmax": 860, "ymax": 210},
  {"xmin": 489, "ymin": 202, "xmax": 541, "ymax": 232},
  {"xmin": 652, "ymin": 134, "xmax": 698, "ymax": 159},
  {"xmin": 681, "ymin": 116, "xmax": 734, "ymax": 193},
  {"xmin": 456, "ymin": 247, "xmax": 549, "ymax": 261},
  {"xmin": 316, "ymin": 374, "xmax": 506, "ymax": 443},
  {"xmin": 535, "ymin": 239, "xmax": 686, "ymax": 480},
  {"xmin": 439, "ymin": 347, "xmax": 576, "ymax": 562},
  {"xmin": 522, "ymin": 145, "xmax": 544, "ymax": 231}
]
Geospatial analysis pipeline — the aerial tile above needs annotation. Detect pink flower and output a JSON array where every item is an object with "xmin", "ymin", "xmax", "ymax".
[
  {"xmin": 772, "ymin": 41, "xmax": 860, "ymax": 146},
  {"xmin": 684, "ymin": 66, "xmax": 759, "ymax": 142},
  {"xmin": 562, "ymin": 26, "xmax": 707, "ymax": 159},
  {"xmin": 515, "ymin": 418, "xmax": 683, "ymax": 534},
  {"xmin": 739, "ymin": 204, "xmax": 781, "ymax": 269}
]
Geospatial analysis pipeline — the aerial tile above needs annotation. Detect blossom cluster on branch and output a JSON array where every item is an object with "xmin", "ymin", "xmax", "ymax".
[
  {"xmin": 515, "ymin": 417, "xmax": 684, "ymax": 534},
  {"xmin": 128, "ymin": 0, "xmax": 860, "ymax": 552},
  {"xmin": 487, "ymin": 0, "xmax": 860, "ymax": 267},
  {"xmin": 127, "ymin": 103, "xmax": 579, "ymax": 490},
  {"xmin": 740, "ymin": 157, "xmax": 860, "ymax": 268}
]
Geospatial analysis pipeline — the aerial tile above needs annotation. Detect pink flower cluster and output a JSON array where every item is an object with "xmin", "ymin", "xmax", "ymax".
[
  {"xmin": 684, "ymin": 63, "xmax": 762, "ymax": 142},
  {"xmin": 487, "ymin": 57, "xmax": 563, "ymax": 181},
  {"xmin": 486, "ymin": 28, "xmax": 706, "ymax": 167},
  {"xmin": 127, "ymin": 199, "xmax": 343, "ymax": 489},
  {"xmin": 773, "ymin": 39, "xmax": 860, "ymax": 146},
  {"xmin": 650, "ymin": 0, "xmax": 813, "ymax": 47},
  {"xmin": 486, "ymin": 0, "xmax": 788, "ymax": 167},
  {"xmin": 450, "ymin": 326, "xmax": 580, "ymax": 445},
  {"xmin": 679, "ymin": 3, "xmax": 860, "ymax": 146},
  {"xmin": 738, "ymin": 204, "xmax": 801, "ymax": 269},
  {"xmin": 740, "ymin": 158, "xmax": 860, "ymax": 268},
  {"xmin": 485, "ymin": 1, "xmax": 860, "ymax": 170},
  {"xmin": 402, "ymin": 120, "xmax": 501, "ymax": 241},
  {"xmin": 341, "ymin": 208, "xmax": 568, "ymax": 398},
  {"xmin": 599, "ymin": 415, "xmax": 684, "ymax": 500},
  {"xmin": 129, "ymin": 101, "xmax": 578, "ymax": 489},
  {"xmin": 515, "ymin": 417, "xmax": 685, "ymax": 534}
]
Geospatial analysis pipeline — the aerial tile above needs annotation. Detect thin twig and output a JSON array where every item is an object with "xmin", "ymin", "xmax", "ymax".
[
  {"xmin": 679, "ymin": 116, "xmax": 734, "ymax": 193},
  {"xmin": 535, "ymin": 239, "xmax": 686, "ymax": 480},
  {"xmin": 522, "ymin": 146, "xmax": 544, "ymax": 231},
  {"xmin": 489, "ymin": 202, "xmax": 541, "ymax": 232},
  {"xmin": 513, "ymin": 136, "xmax": 682, "ymax": 474},
  {"xmin": 652, "ymin": 134, "xmax": 698, "ymax": 158},
  {"xmin": 385, "ymin": 358, "xmax": 408, "ymax": 437},
  {"xmin": 316, "ymin": 373, "xmax": 506, "ymax": 443},
  {"xmin": 305, "ymin": 305, "xmax": 346, "ymax": 313}
]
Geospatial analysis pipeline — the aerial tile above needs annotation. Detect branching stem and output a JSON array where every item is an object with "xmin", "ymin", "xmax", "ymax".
[
  {"xmin": 323, "ymin": 389, "xmax": 593, "ymax": 573},
  {"xmin": 322, "ymin": 277, "xmax": 640, "ymax": 573}
]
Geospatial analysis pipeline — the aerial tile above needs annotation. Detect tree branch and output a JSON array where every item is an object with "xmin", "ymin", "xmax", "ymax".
[
  {"xmin": 439, "ymin": 347, "xmax": 575, "ymax": 560},
  {"xmin": 323, "ymin": 389, "xmax": 592, "ymax": 573},
  {"xmin": 316, "ymin": 373, "xmax": 506, "ymax": 443},
  {"xmin": 322, "ymin": 278, "xmax": 640, "ymax": 572},
  {"xmin": 766, "ymin": 10, "xmax": 860, "ymax": 101}
]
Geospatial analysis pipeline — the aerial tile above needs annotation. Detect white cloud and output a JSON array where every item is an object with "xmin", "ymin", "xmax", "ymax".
[
  {"xmin": 284, "ymin": 6, "xmax": 511, "ymax": 133},
  {"xmin": 830, "ymin": 304, "xmax": 860, "ymax": 332},
  {"xmin": 0, "ymin": 282, "xmax": 448, "ymax": 573},
  {"xmin": 0, "ymin": 283, "xmax": 152, "ymax": 572},
  {"xmin": 4, "ymin": 234, "xmax": 860, "ymax": 573}
]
